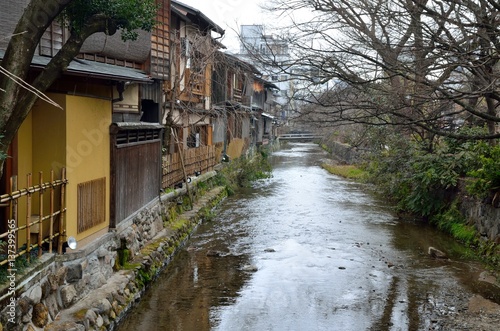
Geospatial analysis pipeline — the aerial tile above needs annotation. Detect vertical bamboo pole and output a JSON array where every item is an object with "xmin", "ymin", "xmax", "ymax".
[
  {"xmin": 26, "ymin": 173, "xmax": 32, "ymax": 262},
  {"xmin": 49, "ymin": 170, "xmax": 54, "ymax": 253},
  {"xmin": 58, "ymin": 168, "xmax": 66, "ymax": 254},
  {"xmin": 38, "ymin": 172, "xmax": 43, "ymax": 257}
]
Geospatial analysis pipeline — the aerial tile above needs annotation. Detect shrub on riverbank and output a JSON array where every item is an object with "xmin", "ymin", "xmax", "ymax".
[
  {"xmin": 320, "ymin": 125, "xmax": 499, "ymax": 271},
  {"xmin": 215, "ymin": 149, "xmax": 272, "ymax": 195},
  {"xmin": 357, "ymin": 128, "xmax": 499, "ymax": 273},
  {"xmin": 364, "ymin": 129, "xmax": 497, "ymax": 218}
]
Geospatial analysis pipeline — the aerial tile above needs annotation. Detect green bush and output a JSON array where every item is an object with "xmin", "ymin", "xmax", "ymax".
[
  {"xmin": 432, "ymin": 202, "xmax": 477, "ymax": 245},
  {"xmin": 467, "ymin": 145, "xmax": 500, "ymax": 198},
  {"xmin": 215, "ymin": 150, "xmax": 272, "ymax": 194},
  {"xmin": 365, "ymin": 129, "xmax": 495, "ymax": 217}
]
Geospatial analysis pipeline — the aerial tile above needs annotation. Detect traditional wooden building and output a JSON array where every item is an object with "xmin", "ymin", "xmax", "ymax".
[
  {"xmin": 163, "ymin": 1, "xmax": 224, "ymax": 153},
  {"xmin": 0, "ymin": 0, "xmax": 166, "ymax": 255},
  {"xmin": 212, "ymin": 52, "xmax": 279, "ymax": 158}
]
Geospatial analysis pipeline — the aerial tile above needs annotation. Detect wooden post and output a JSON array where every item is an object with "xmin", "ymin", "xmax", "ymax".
[
  {"xmin": 38, "ymin": 172, "xmax": 43, "ymax": 257},
  {"xmin": 58, "ymin": 168, "xmax": 66, "ymax": 254},
  {"xmin": 26, "ymin": 173, "xmax": 32, "ymax": 262},
  {"xmin": 173, "ymin": 128, "xmax": 192, "ymax": 208},
  {"xmin": 49, "ymin": 170, "xmax": 54, "ymax": 254}
]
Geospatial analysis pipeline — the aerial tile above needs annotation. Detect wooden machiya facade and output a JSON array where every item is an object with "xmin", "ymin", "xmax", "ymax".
[
  {"xmin": 159, "ymin": 1, "xmax": 224, "ymax": 183},
  {"xmin": 0, "ymin": 0, "xmax": 163, "ymax": 261},
  {"xmin": 0, "ymin": 0, "xmax": 274, "ymax": 267},
  {"xmin": 211, "ymin": 52, "xmax": 279, "ymax": 159}
]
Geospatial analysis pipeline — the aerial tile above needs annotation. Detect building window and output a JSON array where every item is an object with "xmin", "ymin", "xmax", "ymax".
[
  {"xmin": 77, "ymin": 177, "xmax": 106, "ymax": 233},
  {"xmin": 187, "ymin": 126, "xmax": 207, "ymax": 148},
  {"xmin": 181, "ymin": 37, "xmax": 192, "ymax": 68}
]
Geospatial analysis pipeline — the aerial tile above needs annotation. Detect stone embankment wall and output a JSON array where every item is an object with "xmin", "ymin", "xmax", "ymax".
[
  {"xmin": 460, "ymin": 195, "xmax": 500, "ymax": 243},
  {"xmin": 320, "ymin": 139, "xmax": 363, "ymax": 165},
  {"xmin": 0, "ymin": 172, "xmax": 226, "ymax": 331}
]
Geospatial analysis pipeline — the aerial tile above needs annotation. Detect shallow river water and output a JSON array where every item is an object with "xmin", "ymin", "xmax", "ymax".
[{"xmin": 117, "ymin": 143, "xmax": 499, "ymax": 331}]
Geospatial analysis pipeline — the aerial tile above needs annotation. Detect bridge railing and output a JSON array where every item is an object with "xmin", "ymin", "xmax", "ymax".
[{"xmin": 278, "ymin": 133, "xmax": 323, "ymax": 140}]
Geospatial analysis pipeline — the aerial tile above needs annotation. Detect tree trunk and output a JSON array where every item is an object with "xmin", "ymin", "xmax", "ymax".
[{"xmin": 0, "ymin": 7, "xmax": 117, "ymax": 179}]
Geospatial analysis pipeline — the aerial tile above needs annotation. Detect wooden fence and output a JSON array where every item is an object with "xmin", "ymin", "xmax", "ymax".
[
  {"xmin": 162, "ymin": 145, "xmax": 217, "ymax": 189},
  {"xmin": 0, "ymin": 169, "xmax": 67, "ymax": 267},
  {"xmin": 111, "ymin": 135, "xmax": 162, "ymax": 228}
]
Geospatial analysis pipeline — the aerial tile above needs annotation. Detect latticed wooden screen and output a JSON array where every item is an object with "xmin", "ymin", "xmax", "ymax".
[
  {"xmin": 39, "ymin": 21, "xmax": 65, "ymax": 57},
  {"xmin": 151, "ymin": 0, "xmax": 170, "ymax": 79},
  {"xmin": 77, "ymin": 177, "xmax": 106, "ymax": 233}
]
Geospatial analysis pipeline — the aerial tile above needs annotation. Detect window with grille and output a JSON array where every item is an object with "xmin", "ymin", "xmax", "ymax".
[{"xmin": 77, "ymin": 177, "xmax": 106, "ymax": 233}]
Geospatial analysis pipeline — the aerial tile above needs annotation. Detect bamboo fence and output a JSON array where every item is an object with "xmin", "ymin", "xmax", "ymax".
[
  {"xmin": 0, "ymin": 169, "xmax": 67, "ymax": 267},
  {"xmin": 162, "ymin": 145, "xmax": 217, "ymax": 189}
]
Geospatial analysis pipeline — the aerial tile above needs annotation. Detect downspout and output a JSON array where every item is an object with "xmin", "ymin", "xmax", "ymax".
[
  {"xmin": 112, "ymin": 81, "xmax": 126, "ymax": 103},
  {"xmin": 223, "ymin": 67, "xmax": 228, "ymax": 159}
]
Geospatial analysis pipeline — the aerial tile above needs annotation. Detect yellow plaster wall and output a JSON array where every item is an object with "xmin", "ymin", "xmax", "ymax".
[
  {"xmin": 30, "ymin": 94, "xmax": 67, "ymax": 239},
  {"xmin": 17, "ymin": 111, "xmax": 33, "ymax": 188},
  {"xmin": 14, "ymin": 110, "xmax": 33, "ymax": 248},
  {"xmin": 32, "ymin": 94, "xmax": 67, "ymax": 176},
  {"xmin": 14, "ymin": 94, "xmax": 67, "ymax": 248},
  {"xmin": 12, "ymin": 92, "xmax": 112, "ymax": 248},
  {"xmin": 65, "ymin": 95, "xmax": 111, "ymax": 241}
]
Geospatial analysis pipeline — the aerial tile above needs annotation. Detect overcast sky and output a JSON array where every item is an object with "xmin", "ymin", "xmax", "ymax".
[{"xmin": 177, "ymin": 0, "xmax": 269, "ymax": 52}]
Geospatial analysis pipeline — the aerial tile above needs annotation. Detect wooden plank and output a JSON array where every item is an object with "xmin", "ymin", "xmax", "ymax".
[
  {"xmin": 58, "ymin": 168, "xmax": 66, "ymax": 255},
  {"xmin": 112, "ymin": 140, "xmax": 161, "ymax": 225},
  {"xmin": 49, "ymin": 171, "xmax": 54, "ymax": 253},
  {"xmin": 38, "ymin": 172, "xmax": 43, "ymax": 257}
]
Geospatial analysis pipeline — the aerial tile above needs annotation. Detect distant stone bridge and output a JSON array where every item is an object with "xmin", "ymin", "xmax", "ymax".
[{"xmin": 278, "ymin": 133, "xmax": 324, "ymax": 141}]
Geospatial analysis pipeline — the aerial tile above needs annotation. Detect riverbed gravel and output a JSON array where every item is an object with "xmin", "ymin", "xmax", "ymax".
[{"xmin": 422, "ymin": 280, "xmax": 500, "ymax": 330}]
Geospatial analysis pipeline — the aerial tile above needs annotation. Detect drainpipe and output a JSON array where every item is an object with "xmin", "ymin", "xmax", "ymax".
[
  {"xmin": 112, "ymin": 81, "xmax": 126, "ymax": 103},
  {"xmin": 223, "ymin": 67, "xmax": 228, "ymax": 159}
]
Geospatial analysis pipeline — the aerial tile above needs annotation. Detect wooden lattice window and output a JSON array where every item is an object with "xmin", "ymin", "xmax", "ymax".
[
  {"xmin": 77, "ymin": 177, "xmax": 106, "ymax": 233},
  {"xmin": 151, "ymin": 0, "xmax": 170, "ymax": 79},
  {"xmin": 39, "ymin": 21, "xmax": 66, "ymax": 57}
]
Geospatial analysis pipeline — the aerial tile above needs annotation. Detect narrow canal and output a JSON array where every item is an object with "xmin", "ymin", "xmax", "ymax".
[{"xmin": 117, "ymin": 143, "xmax": 499, "ymax": 331}]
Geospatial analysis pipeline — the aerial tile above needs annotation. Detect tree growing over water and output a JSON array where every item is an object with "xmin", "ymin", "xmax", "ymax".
[
  {"xmin": 255, "ymin": 0, "xmax": 500, "ymax": 144},
  {"xmin": 0, "ymin": 0, "xmax": 157, "ymax": 177}
]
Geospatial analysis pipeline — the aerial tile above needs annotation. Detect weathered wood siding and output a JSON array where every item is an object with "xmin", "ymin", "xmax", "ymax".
[{"xmin": 110, "ymin": 127, "xmax": 162, "ymax": 227}]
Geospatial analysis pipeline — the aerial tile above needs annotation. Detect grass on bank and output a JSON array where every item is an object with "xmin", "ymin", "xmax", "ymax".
[{"xmin": 322, "ymin": 163, "xmax": 367, "ymax": 180}]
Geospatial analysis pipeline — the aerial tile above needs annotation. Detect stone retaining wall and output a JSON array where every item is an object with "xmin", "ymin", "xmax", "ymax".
[
  {"xmin": 320, "ymin": 139, "xmax": 363, "ymax": 165},
  {"xmin": 460, "ymin": 195, "xmax": 500, "ymax": 243},
  {"xmin": 0, "ymin": 172, "xmax": 225, "ymax": 331}
]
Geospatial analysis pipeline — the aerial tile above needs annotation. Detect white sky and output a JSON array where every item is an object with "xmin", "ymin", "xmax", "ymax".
[{"xmin": 176, "ymin": 0, "xmax": 269, "ymax": 52}]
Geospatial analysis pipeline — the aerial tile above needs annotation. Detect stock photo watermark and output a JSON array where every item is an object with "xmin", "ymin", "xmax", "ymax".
[{"xmin": 5, "ymin": 218, "xmax": 17, "ymax": 324}]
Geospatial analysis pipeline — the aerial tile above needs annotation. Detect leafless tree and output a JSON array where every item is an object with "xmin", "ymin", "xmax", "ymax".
[{"xmin": 252, "ymin": 0, "xmax": 500, "ymax": 143}]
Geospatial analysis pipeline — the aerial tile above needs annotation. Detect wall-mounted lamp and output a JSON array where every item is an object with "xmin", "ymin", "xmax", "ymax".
[{"xmin": 67, "ymin": 236, "xmax": 77, "ymax": 250}]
